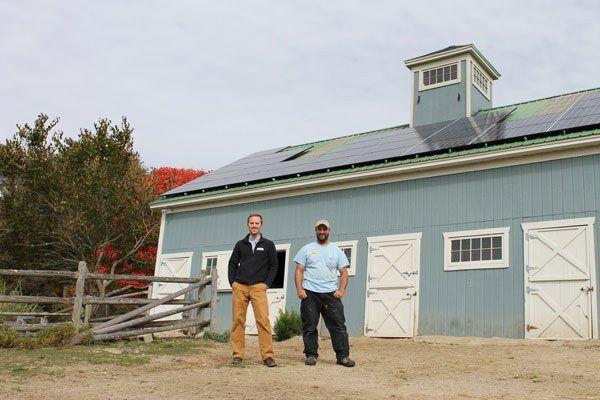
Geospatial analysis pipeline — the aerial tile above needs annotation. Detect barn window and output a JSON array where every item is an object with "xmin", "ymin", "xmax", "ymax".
[
  {"xmin": 204, "ymin": 256, "xmax": 218, "ymax": 276},
  {"xmin": 331, "ymin": 240, "xmax": 358, "ymax": 276},
  {"xmin": 421, "ymin": 62, "xmax": 459, "ymax": 90},
  {"xmin": 443, "ymin": 227, "xmax": 510, "ymax": 271},
  {"xmin": 473, "ymin": 64, "xmax": 491, "ymax": 99}
]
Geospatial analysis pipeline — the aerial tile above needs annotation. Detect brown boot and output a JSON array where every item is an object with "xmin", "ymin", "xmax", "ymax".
[{"xmin": 263, "ymin": 357, "xmax": 277, "ymax": 367}]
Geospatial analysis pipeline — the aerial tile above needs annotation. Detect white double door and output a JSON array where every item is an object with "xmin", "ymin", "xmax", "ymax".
[
  {"xmin": 365, "ymin": 233, "xmax": 422, "ymax": 337},
  {"xmin": 523, "ymin": 218, "xmax": 597, "ymax": 339}
]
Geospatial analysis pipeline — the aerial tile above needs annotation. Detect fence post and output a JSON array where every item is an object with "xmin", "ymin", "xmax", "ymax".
[
  {"xmin": 209, "ymin": 269, "xmax": 218, "ymax": 330},
  {"xmin": 71, "ymin": 261, "xmax": 88, "ymax": 331},
  {"xmin": 189, "ymin": 271, "xmax": 206, "ymax": 337}
]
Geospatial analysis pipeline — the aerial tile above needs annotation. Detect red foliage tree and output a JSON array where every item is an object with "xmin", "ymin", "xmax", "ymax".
[{"xmin": 98, "ymin": 167, "xmax": 207, "ymax": 287}]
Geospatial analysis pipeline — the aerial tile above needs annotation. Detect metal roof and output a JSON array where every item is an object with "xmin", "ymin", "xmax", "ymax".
[{"xmin": 159, "ymin": 86, "xmax": 600, "ymax": 202}]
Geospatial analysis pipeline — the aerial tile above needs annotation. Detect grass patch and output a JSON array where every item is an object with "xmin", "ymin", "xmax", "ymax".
[
  {"xmin": 0, "ymin": 278, "xmax": 43, "ymax": 317},
  {"xmin": 203, "ymin": 330, "xmax": 230, "ymax": 343},
  {"xmin": 0, "ymin": 337, "xmax": 211, "ymax": 378}
]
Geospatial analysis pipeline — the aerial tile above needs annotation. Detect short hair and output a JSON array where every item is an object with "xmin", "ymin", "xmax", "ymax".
[{"xmin": 247, "ymin": 212, "xmax": 263, "ymax": 223}]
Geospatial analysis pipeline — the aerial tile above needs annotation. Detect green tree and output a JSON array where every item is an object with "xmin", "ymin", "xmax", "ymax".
[{"xmin": 0, "ymin": 114, "xmax": 158, "ymax": 296}]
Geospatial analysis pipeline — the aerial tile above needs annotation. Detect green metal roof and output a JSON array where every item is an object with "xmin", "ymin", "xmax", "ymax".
[{"xmin": 151, "ymin": 127, "xmax": 600, "ymax": 206}]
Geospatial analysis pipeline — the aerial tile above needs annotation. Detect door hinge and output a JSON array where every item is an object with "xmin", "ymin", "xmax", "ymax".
[
  {"xmin": 581, "ymin": 286, "xmax": 594, "ymax": 293},
  {"xmin": 526, "ymin": 324, "xmax": 538, "ymax": 332},
  {"xmin": 526, "ymin": 233, "xmax": 538, "ymax": 240},
  {"xmin": 526, "ymin": 286, "xmax": 538, "ymax": 294},
  {"xmin": 525, "ymin": 265, "xmax": 537, "ymax": 273}
]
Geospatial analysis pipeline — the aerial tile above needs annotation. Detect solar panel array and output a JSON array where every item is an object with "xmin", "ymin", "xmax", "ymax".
[{"xmin": 164, "ymin": 90, "xmax": 600, "ymax": 197}]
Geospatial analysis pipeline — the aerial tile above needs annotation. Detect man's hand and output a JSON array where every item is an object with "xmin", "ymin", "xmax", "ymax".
[
  {"xmin": 333, "ymin": 289, "xmax": 345, "ymax": 299},
  {"xmin": 297, "ymin": 289, "xmax": 307, "ymax": 300}
]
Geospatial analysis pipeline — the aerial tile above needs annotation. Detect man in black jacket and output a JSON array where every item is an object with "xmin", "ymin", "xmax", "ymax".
[{"xmin": 228, "ymin": 212, "xmax": 278, "ymax": 367}]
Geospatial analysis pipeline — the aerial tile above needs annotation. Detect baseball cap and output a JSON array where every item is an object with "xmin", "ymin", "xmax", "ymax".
[{"xmin": 315, "ymin": 219, "xmax": 331, "ymax": 229}]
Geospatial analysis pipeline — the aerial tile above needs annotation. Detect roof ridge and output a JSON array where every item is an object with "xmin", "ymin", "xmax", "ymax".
[
  {"xmin": 281, "ymin": 123, "xmax": 409, "ymax": 152},
  {"xmin": 482, "ymin": 86, "xmax": 600, "ymax": 113}
]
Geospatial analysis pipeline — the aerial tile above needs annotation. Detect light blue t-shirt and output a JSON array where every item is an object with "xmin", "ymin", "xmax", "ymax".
[{"xmin": 294, "ymin": 242, "xmax": 349, "ymax": 293}]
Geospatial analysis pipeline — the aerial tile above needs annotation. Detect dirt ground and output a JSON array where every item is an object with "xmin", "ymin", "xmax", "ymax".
[{"xmin": 2, "ymin": 335, "xmax": 600, "ymax": 400}]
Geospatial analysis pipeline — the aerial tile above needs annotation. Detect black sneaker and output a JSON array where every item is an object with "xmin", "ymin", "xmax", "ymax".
[
  {"xmin": 336, "ymin": 357, "xmax": 355, "ymax": 367},
  {"xmin": 304, "ymin": 356, "xmax": 318, "ymax": 366}
]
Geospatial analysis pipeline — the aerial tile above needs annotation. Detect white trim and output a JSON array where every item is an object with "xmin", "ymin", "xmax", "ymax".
[
  {"xmin": 151, "ymin": 210, "xmax": 168, "ymax": 277},
  {"xmin": 417, "ymin": 59, "xmax": 462, "ymax": 92},
  {"xmin": 405, "ymin": 44, "xmax": 500, "ymax": 79},
  {"xmin": 521, "ymin": 217, "xmax": 596, "ymax": 231},
  {"xmin": 367, "ymin": 232, "xmax": 423, "ymax": 243},
  {"xmin": 443, "ymin": 227, "xmax": 510, "ymax": 271},
  {"xmin": 364, "ymin": 232, "xmax": 422, "ymax": 337},
  {"xmin": 466, "ymin": 59, "xmax": 472, "ymax": 116},
  {"xmin": 521, "ymin": 217, "xmax": 598, "ymax": 339},
  {"xmin": 152, "ymin": 134, "xmax": 600, "ymax": 213},
  {"xmin": 201, "ymin": 250, "xmax": 233, "ymax": 291},
  {"xmin": 409, "ymin": 70, "xmax": 415, "ymax": 127},
  {"xmin": 273, "ymin": 242, "xmax": 291, "ymax": 297},
  {"xmin": 472, "ymin": 63, "xmax": 492, "ymax": 100},
  {"xmin": 331, "ymin": 240, "xmax": 358, "ymax": 276}
]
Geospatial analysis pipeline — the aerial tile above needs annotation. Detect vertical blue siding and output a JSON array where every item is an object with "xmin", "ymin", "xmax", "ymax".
[
  {"xmin": 160, "ymin": 154, "xmax": 600, "ymax": 338},
  {"xmin": 471, "ymin": 84, "xmax": 492, "ymax": 114},
  {"xmin": 412, "ymin": 61, "xmax": 467, "ymax": 126}
]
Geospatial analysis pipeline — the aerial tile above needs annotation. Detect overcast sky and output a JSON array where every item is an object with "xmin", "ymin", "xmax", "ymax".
[{"xmin": 1, "ymin": 1, "xmax": 599, "ymax": 171}]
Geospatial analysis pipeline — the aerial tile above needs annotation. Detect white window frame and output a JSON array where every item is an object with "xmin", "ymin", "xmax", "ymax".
[
  {"xmin": 201, "ymin": 250, "xmax": 233, "ymax": 291},
  {"xmin": 332, "ymin": 240, "xmax": 358, "ymax": 276},
  {"xmin": 472, "ymin": 64, "xmax": 491, "ymax": 100},
  {"xmin": 418, "ymin": 61, "xmax": 461, "ymax": 91},
  {"xmin": 443, "ymin": 227, "xmax": 510, "ymax": 271}
]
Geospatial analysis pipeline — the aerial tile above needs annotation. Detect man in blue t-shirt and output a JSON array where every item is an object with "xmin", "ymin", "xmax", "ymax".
[{"xmin": 294, "ymin": 219, "xmax": 355, "ymax": 367}]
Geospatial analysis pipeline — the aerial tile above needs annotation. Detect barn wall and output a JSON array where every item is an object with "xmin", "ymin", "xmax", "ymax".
[{"xmin": 160, "ymin": 153, "xmax": 600, "ymax": 338}]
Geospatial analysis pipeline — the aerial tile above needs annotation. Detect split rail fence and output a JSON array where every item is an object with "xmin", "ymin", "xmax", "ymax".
[{"xmin": 0, "ymin": 261, "xmax": 217, "ymax": 342}]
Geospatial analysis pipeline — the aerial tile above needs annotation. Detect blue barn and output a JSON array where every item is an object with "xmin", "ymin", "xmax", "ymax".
[{"xmin": 151, "ymin": 44, "xmax": 600, "ymax": 340}]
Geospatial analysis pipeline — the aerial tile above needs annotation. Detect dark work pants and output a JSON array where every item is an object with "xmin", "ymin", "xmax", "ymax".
[{"xmin": 300, "ymin": 289, "xmax": 350, "ymax": 360}]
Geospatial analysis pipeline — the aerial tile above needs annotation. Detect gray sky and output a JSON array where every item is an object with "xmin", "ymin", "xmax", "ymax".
[{"xmin": 1, "ymin": 0, "xmax": 599, "ymax": 171}]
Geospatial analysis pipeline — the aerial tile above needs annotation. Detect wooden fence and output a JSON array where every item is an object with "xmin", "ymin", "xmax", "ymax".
[{"xmin": 0, "ymin": 261, "xmax": 217, "ymax": 342}]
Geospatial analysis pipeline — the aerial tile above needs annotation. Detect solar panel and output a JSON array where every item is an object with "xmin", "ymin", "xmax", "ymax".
[{"xmin": 164, "ymin": 91, "xmax": 600, "ymax": 197}]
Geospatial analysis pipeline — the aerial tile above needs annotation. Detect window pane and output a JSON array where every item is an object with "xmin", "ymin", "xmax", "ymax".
[
  {"xmin": 460, "ymin": 250, "xmax": 470, "ymax": 262},
  {"xmin": 451, "ymin": 240, "xmax": 460, "ymax": 251},
  {"xmin": 492, "ymin": 248, "xmax": 502, "ymax": 260},
  {"xmin": 461, "ymin": 239, "xmax": 470, "ymax": 250},
  {"xmin": 423, "ymin": 71, "xmax": 429, "ymax": 85},
  {"xmin": 444, "ymin": 73, "xmax": 450, "ymax": 82},
  {"xmin": 451, "ymin": 251, "xmax": 460, "ymax": 262},
  {"xmin": 205, "ymin": 265, "xmax": 212, "ymax": 275},
  {"xmin": 472, "ymin": 238, "xmax": 481, "ymax": 249},
  {"xmin": 437, "ymin": 67, "xmax": 443, "ymax": 77},
  {"xmin": 342, "ymin": 248, "xmax": 352, "ymax": 259},
  {"xmin": 471, "ymin": 249, "xmax": 481, "ymax": 261},
  {"xmin": 482, "ymin": 237, "xmax": 491, "ymax": 249},
  {"xmin": 444, "ymin": 66, "xmax": 450, "ymax": 75},
  {"xmin": 482, "ymin": 249, "xmax": 491, "ymax": 260},
  {"xmin": 492, "ymin": 236, "xmax": 502, "ymax": 248}
]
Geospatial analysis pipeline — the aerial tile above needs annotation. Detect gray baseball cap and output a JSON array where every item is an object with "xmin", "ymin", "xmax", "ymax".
[{"xmin": 315, "ymin": 219, "xmax": 331, "ymax": 229}]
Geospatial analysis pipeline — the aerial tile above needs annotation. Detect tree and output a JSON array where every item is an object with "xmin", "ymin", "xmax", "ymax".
[
  {"xmin": 97, "ymin": 167, "xmax": 206, "ymax": 287},
  {"xmin": 0, "ymin": 115, "xmax": 157, "ymax": 296}
]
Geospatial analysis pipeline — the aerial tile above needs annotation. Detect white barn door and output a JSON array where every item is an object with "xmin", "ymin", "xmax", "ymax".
[
  {"xmin": 365, "ymin": 233, "xmax": 422, "ymax": 337},
  {"xmin": 522, "ymin": 218, "xmax": 597, "ymax": 339},
  {"xmin": 151, "ymin": 252, "xmax": 193, "ymax": 320}
]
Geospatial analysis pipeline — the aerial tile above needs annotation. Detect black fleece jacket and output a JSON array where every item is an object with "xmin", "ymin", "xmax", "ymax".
[{"xmin": 228, "ymin": 234, "xmax": 278, "ymax": 287}]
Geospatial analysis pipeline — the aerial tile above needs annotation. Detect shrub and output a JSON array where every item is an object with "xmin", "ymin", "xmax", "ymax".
[
  {"xmin": 16, "ymin": 324, "xmax": 77, "ymax": 350},
  {"xmin": 0, "ymin": 325, "xmax": 17, "ymax": 348},
  {"xmin": 273, "ymin": 308, "xmax": 302, "ymax": 342},
  {"xmin": 203, "ymin": 330, "xmax": 230, "ymax": 343}
]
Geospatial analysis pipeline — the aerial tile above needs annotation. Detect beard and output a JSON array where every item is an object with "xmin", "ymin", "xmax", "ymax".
[{"xmin": 316, "ymin": 233, "xmax": 329, "ymax": 244}]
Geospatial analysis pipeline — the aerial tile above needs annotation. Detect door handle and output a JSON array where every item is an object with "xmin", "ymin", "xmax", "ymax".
[{"xmin": 581, "ymin": 286, "xmax": 594, "ymax": 293}]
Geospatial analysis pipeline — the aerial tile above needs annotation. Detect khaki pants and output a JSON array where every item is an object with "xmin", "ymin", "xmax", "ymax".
[{"xmin": 231, "ymin": 282, "xmax": 274, "ymax": 360}]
